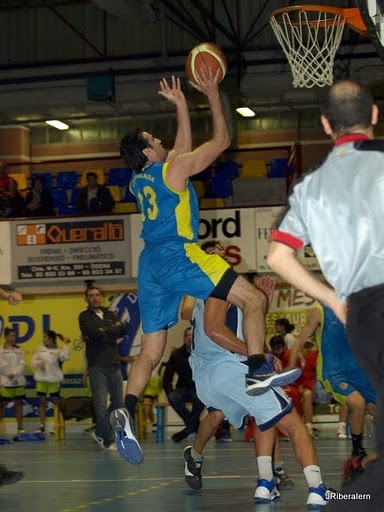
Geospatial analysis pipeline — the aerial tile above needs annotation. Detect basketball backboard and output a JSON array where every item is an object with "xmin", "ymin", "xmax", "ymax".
[{"xmin": 359, "ymin": 0, "xmax": 384, "ymax": 60}]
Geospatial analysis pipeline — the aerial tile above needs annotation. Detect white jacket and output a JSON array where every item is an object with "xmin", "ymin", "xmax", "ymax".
[
  {"xmin": 32, "ymin": 344, "xmax": 70, "ymax": 383},
  {"xmin": 0, "ymin": 345, "xmax": 26, "ymax": 387}
]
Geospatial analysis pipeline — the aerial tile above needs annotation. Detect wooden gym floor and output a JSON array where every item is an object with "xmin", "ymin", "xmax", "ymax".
[{"xmin": 0, "ymin": 430, "xmax": 375, "ymax": 512}]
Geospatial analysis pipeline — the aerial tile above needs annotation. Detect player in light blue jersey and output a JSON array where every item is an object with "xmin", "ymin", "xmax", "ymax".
[
  {"xmin": 110, "ymin": 72, "xmax": 299, "ymax": 464},
  {"xmin": 183, "ymin": 241, "xmax": 329, "ymax": 509}
]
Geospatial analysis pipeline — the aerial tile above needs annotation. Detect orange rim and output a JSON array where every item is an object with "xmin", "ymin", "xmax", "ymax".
[{"xmin": 270, "ymin": 5, "xmax": 367, "ymax": 35}]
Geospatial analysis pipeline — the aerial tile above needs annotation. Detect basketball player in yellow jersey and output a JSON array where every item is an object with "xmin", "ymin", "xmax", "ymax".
[{"xmin": 111, "ymin": 70, "xmax": 299, "ymax": 464}]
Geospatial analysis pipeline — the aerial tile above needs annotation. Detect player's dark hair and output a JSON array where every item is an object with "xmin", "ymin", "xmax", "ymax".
[
  {"xmin": 269, "ymin": 335, "xmax": 286, "ymax": 349},
  {"xmin": 6, "ymin": 178, "xmax": 18, "ymax": 191},
  {"xmin": 4, "ymin": 327, "xmax": 15, "ymax": 337},
  {"xmin": 31, "ymin": 176, "xmax": 44, "ymax": 187},
  {"xmin": 120, "ymin": 128, "xmax": 149, "ymax": 171},
  {"xmin": 85, "ymin": 286, "xmax": 101, "ymax": 297},
  {"xmin": 275, "ymin": 318, "xmax": 295, "ymax": 333},
  {"xmin": 303, "ymin": 340, "xmax": 315, "ymax": 350},
  {"xmin": 320, "ymin": 79, "xmax": 374, "ymax": 136},
  {"xmin": 200, "ymin": 240, "xmax": 217, "ymax": 252},
  {"xmin": 3, "ymin": 327, "xmax": 17, "ymax": 348},
  {"xmin": 45, "ymin": 330, "xmax": 64, "ymax": 348},
  {"xmin": 86, "ymin": 171, "xmax": 97, "ymax": 180}
]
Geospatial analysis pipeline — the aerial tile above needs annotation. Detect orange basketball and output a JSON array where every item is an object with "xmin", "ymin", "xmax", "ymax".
[{"xmin": 185, "ymin": 42, "xmax": 227, "ymax": 85}]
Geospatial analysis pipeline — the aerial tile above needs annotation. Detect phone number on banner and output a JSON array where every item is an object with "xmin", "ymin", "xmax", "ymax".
[{"xmin": 17, "ymin": 262, "xmax": 125, "ymax": 280}]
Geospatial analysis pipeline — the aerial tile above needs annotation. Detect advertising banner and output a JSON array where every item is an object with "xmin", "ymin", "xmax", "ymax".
[
  {"xmin": 255, "ymin": 206, "xmax": 286, "ymax": 272},
  {"xmin": 198, "ymin": 208, "xmax": 257, "ymax": 272},
  {"xmin": 0, "ymin": 291, "xmax": 140, "ymax": 419},
  {"xmin": 266, "ymin": 286, "xmax": 318, "ymax": 341},
  {"xmin": 130, "ymin": 206, "xmax": 321, "ymax": 276},
  {"xmin": 11, "ymin": 216, "xmax": 132, "ymax": 282},
  {"xmin": 130, "ymin": 208, "xmax": 258, "ymax": 276},
  {"xmin": 298, "ymin": 243, "xmax": 321, "ymax": 271}
]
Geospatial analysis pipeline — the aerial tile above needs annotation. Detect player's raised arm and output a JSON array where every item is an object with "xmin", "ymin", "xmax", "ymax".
[
  {"xmin": 267, "ymin": 241, "xmax": 346, "ymax": 324},
  {"xmin": 204, "ymin": 296, "xmax": 248, "ymax": 356},
  {"xmin": 288, "ymin": 307, "xmax": 321, "ymax": 368},
  {"xmin": 166, "ymin": 68, "xmax": 230, "ymax": 190},
  {"xmin": 0, "ymin": 288, "xmax": 22, "ymax": 305},
  {"xmin": 158, "ymin": 76, "xmax": 192, "ymax": 160}
]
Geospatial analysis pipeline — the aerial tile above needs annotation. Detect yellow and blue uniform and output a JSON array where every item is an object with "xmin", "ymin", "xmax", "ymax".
[
  {"xmin": 315, "ymin": 304, "xmax": 376, "ymax": 406},
  {"xmin": 130, "ymin": 162, "xmax": 230, "ymax": 334}
]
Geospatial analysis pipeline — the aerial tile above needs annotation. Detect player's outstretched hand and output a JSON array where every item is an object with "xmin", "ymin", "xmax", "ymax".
[
  {"xmin": 255, "ymin": 275, "xmax": 275, "ymax": 311},
  {"xmin": 189, "ymin": 67, "xmax": 220, "ymax": 96},
  {"xmin": 158, "ymin": 75, "xmax": 185, "ymax": 105},
  {"xmin": 7, "ymin": 292, "xmax": 22, "ymax": 305}
]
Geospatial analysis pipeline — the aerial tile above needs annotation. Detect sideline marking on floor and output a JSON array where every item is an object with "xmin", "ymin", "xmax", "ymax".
[{"xmin": 60, "ymin": 478, "xmax": 182, "ymax": 512}]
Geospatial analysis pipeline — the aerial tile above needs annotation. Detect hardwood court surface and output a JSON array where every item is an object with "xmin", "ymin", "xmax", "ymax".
[{"xmin": 0, "ymin": 431, "xmax": 374, "ymax": 512}]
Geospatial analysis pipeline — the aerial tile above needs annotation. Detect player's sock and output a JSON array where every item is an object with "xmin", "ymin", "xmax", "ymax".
[
  {"xmin": 248, "ymin": 354, "xmax": 266, "ymax": 373},
  {"xmin": 303, "ymin": 465, "xmax": 322, "ymax": 488},
  {"xmin": 124, "ymin": 394, "xmax": 139, "ymax": 417},
  {"xmin": 191, "ymin": 447, "xmax": 203, "ymax": 462},
  {"xmin": 351, "ymin": 433, "xmax": 364, "ymax": 454},
  {"xmin": 257, "ymin": 456, "xmax": 274, "ymax": 482}
]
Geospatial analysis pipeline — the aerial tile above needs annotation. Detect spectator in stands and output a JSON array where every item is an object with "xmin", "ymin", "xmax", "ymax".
[
  {"xmin": 78, "ymin": 286, "xmax": 127, "ymax": 450},
  {"xmin": 269, "ymin": 335, "xmax": 303, "ymax": 418},
  {"xmin": 0, "ymin": 326, "xmax": 27, "ymax": 434},
  {"xmin": 0, "ymin": 161, "xmax": 10, "ymax": 191},
  {"xmin": 299, "ymin": 341, "xmax": 318, "ymax": 437},
  {"xmin": 24, "ymin": 176, "xmax": 55, "ymax": 217},
  {"xmin": 32, "ymin": 330, "xmax": 71, "ymax": 434},
  {"xmin": 0, "ymin": 161, "xmax": 10, "ymax": 213},
  {"xmin": 275, "ymin": 318, "xmax": 296, "ymax": 349},
  {"xmin": 1, "ymin": 178, "xmax": 25, "ymax": 218},
  {"xmin": 270, "ymin": 335, "xmax": 318, "ymax": 437},
  {"xmin": 0, "ymin": 287, "xmax": 24, "ymax": 486},
  {"xmin": 76, "ymin": 171, "xmax": 114, "ymax": 214}
]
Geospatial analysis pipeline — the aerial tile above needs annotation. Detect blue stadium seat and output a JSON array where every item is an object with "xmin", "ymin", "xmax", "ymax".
[
  {"xmin": 57, "ymin": 204, "xmax": 79, "ymax": 216},
  {"xmin": 70, "ymin": 187, "xmax": 82, "ymax": 206},
  {"xmin": 268, "ymin": 158, "xmax": 294, "ymax": 178},
  {"xmin": 206, "ymin": 175, "xmax": 233, "ymax": 198},
  {"xmin": 51, "ymin": 188, "xmax": 69, "ymax": 208},
  {"xmin": 122, "ymin": 186, "xmax": 137, "ymax": 203},
  {"xmin": 215, "ymin": 161, "xmax": 239, "ymax": 180},
  {"xmin": 31, "ymin": 172, "xmax": 53, "ymax": 189},
  {"xmin": 56, "ymin": 170, "xmax": 79, "ymax": 189},
  {"xmin": 191, "ymin": 167, "xmax": 212, "ymax": 181},
  {"xmin": 107, "ymin": 167, "xmax": 132, "ymax": 186}
]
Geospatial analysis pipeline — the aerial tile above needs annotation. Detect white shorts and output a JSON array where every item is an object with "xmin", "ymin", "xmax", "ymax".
[{"xmin": 193, "ymin": 359, "xmax": 292, "ymax": 430}]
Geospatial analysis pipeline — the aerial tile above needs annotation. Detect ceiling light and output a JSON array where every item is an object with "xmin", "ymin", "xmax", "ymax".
[
  {"xmin": 45, "ymin": 120, "xmax": 69, "ymax": 130},
  {"xmin": 236, "ymin": 107, "xmax": 256, "ymax": 117}
]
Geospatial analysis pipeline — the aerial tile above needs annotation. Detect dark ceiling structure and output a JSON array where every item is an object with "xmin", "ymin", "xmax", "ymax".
[{"xmin": 0, "ymin": 0, "xmax": 382, "ymax": 131}]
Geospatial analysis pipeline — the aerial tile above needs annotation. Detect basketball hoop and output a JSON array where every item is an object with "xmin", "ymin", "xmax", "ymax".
[{"xmin": 270, "ymin": 5, "xmax": 367, "ymax": 88}]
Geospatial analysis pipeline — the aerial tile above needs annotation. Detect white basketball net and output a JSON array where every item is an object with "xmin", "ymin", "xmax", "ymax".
[{"xmin": 270, "ymin": 9, "xmax": 346, "ymax": 88}]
